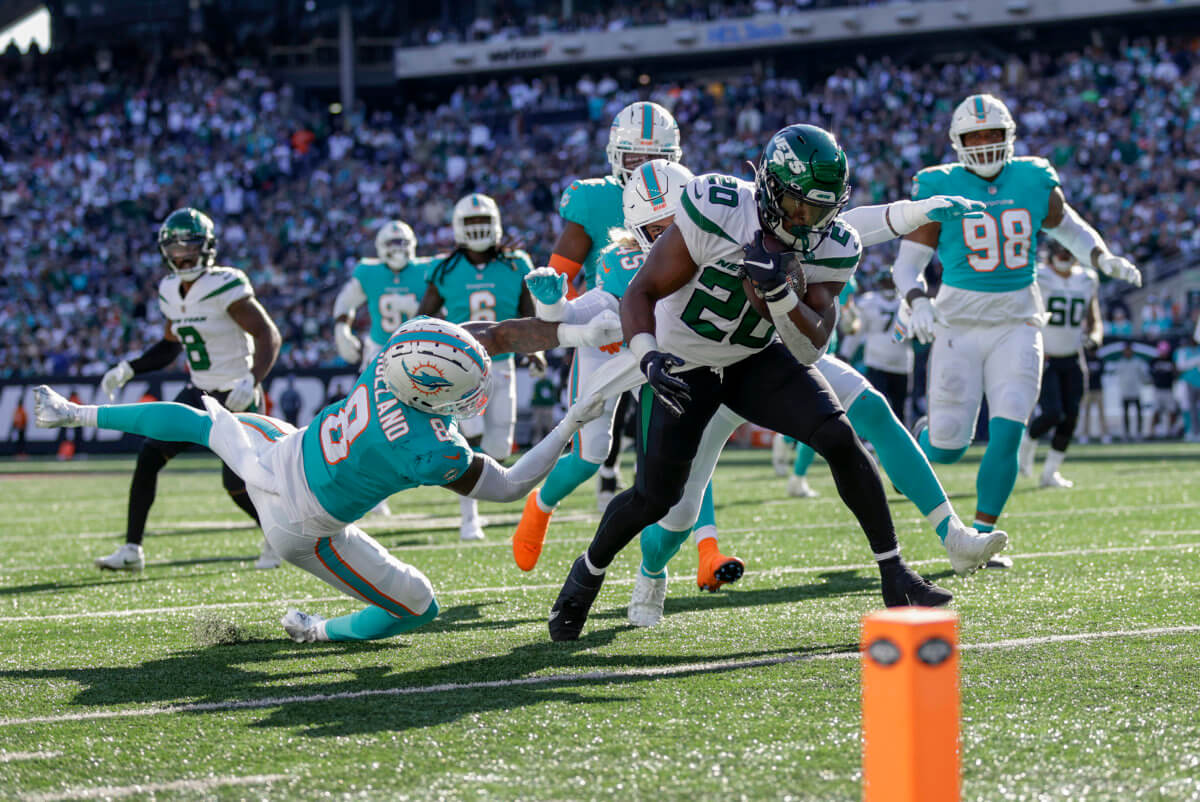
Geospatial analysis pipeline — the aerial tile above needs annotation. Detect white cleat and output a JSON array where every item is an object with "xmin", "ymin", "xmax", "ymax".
[
  {"xmin": 34, "ymin": 385, "xmax": 84, "ymax": 428},
  {"xmin": 254, "ymin": 538, "xmax": 282, "ymax": 570},
  {"xmin": 1040, "ymin": 471, "xmax": 1074, "ymax": 489},
  {"xmin": 787, "ymin": 475, "xmax": 819, "ymax": 498},
  {"xmin": 943, "ymin": 523, "xmax": 1009, "ymax": 577},
  {"xmin": 1018, "ymin": 434, "xmax": 1037, "ymax": 478},
  {"xmin": 628, "ymin": 569, "xmax": 668, "ymax": 627},
  {"xmin": 459, "ymin": 519, "xmax": 486, "ymax": 542},
  {"xmin": 94, "ymin": 543, "xmax": 145, "ymax": 572},
  {"xmin": 771, "ymin": 433, "xmax": 793, "ymax": 477},
  {"xmin": 281, "ymin": 608, "xmax": 327, "ymax": 643},
  {"xmin": 985, "ymin": 554, "xmax": 1014, "ymax": 569}
]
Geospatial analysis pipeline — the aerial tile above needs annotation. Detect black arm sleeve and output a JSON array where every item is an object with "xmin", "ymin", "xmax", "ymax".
[{"xmin": 128, "ymin": 340, "xmax": 184, "ymax": 374}]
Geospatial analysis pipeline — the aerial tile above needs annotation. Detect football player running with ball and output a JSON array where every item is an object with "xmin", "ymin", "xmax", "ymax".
[
  {"xmin": 418, "ymin": 193, "xmax": 538, "ymax": 542},
  {"xmin": 95, "ymin": 208, "xmax": 282, "ymax": 572},
  {"xmin": 895, "ymin": 94, "xmax": 1141, "ymax": 566},
  {"xmin": 547, "ymin": 124, "xmax": 993, "ymax": 641},
  {"xmin": 36, "ymin": 314, "xmax": 621, "ymax": 644}
]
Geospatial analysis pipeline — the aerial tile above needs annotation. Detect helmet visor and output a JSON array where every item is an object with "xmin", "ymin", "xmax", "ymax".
[{"xmin": 778, "ymin": 193, "xmax": 839, "ymax": 232}]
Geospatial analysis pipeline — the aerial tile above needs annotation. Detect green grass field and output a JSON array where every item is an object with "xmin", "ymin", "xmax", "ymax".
[{"xmin": 1, "ymin": 443, "xmax": 1198, "ymax": 801}]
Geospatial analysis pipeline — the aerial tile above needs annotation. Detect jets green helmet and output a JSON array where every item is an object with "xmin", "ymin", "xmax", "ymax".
[
  {"xmin": 158, "ymin": 207, "xmax": 217, "ymax": 282},
  {"xmin": 622, "ymin": 159, "xmax": 694, "ymax": 252},
  {"xmin": 452, "ymin": 193, "xmax": 502, "ymax": 252},
  {"xmin": 754, "ymin": 125, "xmax": 850, "ymax": 254},
  {"xmin": 607, "ymin": 101, "xmax": 683, "ymax": 185},
  {"xmin": 381, "ymin": 317, "xmax": 492, "ymax": 418},
  {"xmin": 375, "ymin": 219, "xmax": 416, "ymax": 271},
  {"xmin": 949, "ymin": 94, "xmax": 1016, "ymax": 178}
]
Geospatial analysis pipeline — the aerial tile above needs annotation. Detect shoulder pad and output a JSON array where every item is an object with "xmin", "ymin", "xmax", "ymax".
[
  {"xmin": 911, "ymin": 164, "xmax": 956, "ymax": 199},
  {"xmin": 1012, "ymin": 156, "xmax": 1061, "ymax": 188}
]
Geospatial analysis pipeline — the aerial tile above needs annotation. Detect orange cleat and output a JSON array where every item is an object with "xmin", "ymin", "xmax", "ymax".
[
  {"xmin": 512, "ymin": 490, "xmax": 554, "ymax": 572},
  {"xmin": 696, "ymin": 541, "xmax": 745, "ymax": 592}
]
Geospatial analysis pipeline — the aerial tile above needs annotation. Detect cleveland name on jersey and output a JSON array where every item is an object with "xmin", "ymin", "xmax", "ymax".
[
  {"xmin": 1037, "ymin": 263, "xmax": 1098, "ymax": 357},
  {"xmin": 158, "ymin": 266, "xmax": 255, "ymax": 391},
  {"xmin": 662, "ymin": 173, "xmax": 862, "ymax": 368},
  {"xmin": 913, "ymin": 156, "xmax": 1060, "ymax": 326}
]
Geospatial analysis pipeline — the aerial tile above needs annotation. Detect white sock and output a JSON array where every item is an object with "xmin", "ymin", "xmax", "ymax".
[
  {"xmin": 533, "ymin": 488, "xmax": 555, "ymax": 514},
  {"xmin": 314, "ymin": 619, "xmax": 331, "ymax": 642},
  {"xmin": 459, "ymin": 495, "xmax": 478, "ymax": 524},
  {"xmin": 598, "ymin": 465, "xmax": 616, "ymax": 479},
  {"xmin": 693, "ymin": 525, "xmax": 717, "ymax": 546},
  {"xmin": 583, "ymin": 552, "xmax": 606, "ymax": 576},
  {"xmin": 873, "ymin": 548, "xmax": 900, "ymax": 562},
  {"xmin": 924, "ymin": 500, "xmax": 955, "ymax": 533},
  {"xmin": 80, "ymin": 405, "xmax": 99, "ymax": 427},
  {"xmin": 1042, "ymin": 448, "xmax": 1066, "ymax": 477}
]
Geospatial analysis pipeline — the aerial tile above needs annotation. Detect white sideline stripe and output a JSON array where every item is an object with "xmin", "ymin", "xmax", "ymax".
[
  {"xmin": 1, "ymin": 625, "xmax": 1196, "ymax": 729},
  {"xmin": 1, "ymin": 539, "xmax": 1196, "ymax": 624},
  {"xmin": 20, "ymin": 774, "xmax": 288, "ymax": 801},
  {"xmin": 0, "ymin": 751, "xmax": 62, "ymax": 763}
]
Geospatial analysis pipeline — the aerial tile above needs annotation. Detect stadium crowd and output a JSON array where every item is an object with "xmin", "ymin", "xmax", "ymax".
[{"xmin": 0, "ymin": 35, "xmax": 1197, "ymax": 377}]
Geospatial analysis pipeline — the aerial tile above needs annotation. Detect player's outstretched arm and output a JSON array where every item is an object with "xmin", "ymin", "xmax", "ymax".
[
  {"xmin": 100, "ymin": 321, "xmax": 184, "ymax": 401},
  {"xmin": 463, "ymin": 312, "xmax": 622, "ymax": 357},
  {"xmin": 843, "ymin": 196, "xmax": 985, "ymax": 248},
  {"xmin": 548, "ymin": 222, "xmax": 591, "ymax": 299},
  {"xmin": 1043, "ymin": 189, "xmax": 1142, "ymax": 286},
  {"xmin": 443, "ymin": 394, "xmax": 606, "ymax": 502}
]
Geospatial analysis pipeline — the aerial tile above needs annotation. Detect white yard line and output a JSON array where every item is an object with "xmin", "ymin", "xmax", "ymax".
[
  {"xmin": 20, "ymin": 774, "xmax": 288, "ymax": 801},
  {"xmin": 0, "ymin": 539, "xmax": 1195, "ymax": 624},
  {"xmin": 1, "ymin": 625, "xmax": 1196, "ymax": 729},
  {"xmin": 0, "ymin": 751, "xmax": 62, "ymax": 763}
]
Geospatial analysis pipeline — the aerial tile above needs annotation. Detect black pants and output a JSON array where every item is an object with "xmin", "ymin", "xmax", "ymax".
[
  {"xmin": 587, "ymin": 343, "xmax": 897, "ymax": 567},
  {"xmin": 125, "ymin": 384, "xmax": 259, "ymax": 543},
  {"xmin": 1029, "ymin": 354, "xmax": 1086, "ymax": 452},
  {"xmin": 865, "ymin": 368, "xmax": 909, "ymax": 421},
  {"xmin": 1123, "ymin": 399, "xmax": 1143, "ymax": 439}
]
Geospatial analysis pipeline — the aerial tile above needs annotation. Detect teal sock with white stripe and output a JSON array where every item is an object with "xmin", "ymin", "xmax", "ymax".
[
  {"xmin": 324, "ymin": 599, "xmax": 439, "ymax": 641},
  {"xmin": 97, "ymin": 402, "xmax": 213, "ymax": 446}
]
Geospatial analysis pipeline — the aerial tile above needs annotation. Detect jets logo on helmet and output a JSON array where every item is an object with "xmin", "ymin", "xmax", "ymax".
[
  {"xmin": 158, "ymin": 208, "xmax": 217, "ymax": 282},
  {"xmin": 381, "ymin": 318, "xmax": 492, "ymax": 418},
  {"xmin": 623, "ymin": 159, "xmax": 694, "ymax": 252},
  {"xmin": 376, "ymin": 220, "xmax": 416, "ymax": 271},
  {"xmin": 949, "ymin": 94, "xmax": 1016, "ymax": 178},
  {"xmin": 606, "ymin": 102, "xmax": 683, "ymax": 185},
  {"xmin": 452, "ymin": 193, "xmax": 503, "ymax": 252},
  {"xmin": 754, "ymin": 125, "xmax": 850, "ymax": 255}
]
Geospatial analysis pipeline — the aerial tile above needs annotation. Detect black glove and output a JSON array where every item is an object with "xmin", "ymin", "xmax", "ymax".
[
  {"xmin": 640, "ymin": 351, "xmax": 691, "ymax": 417},
  {"xmin": 741, "ymin": 230, "xmax": 792, "ymax": 302}
]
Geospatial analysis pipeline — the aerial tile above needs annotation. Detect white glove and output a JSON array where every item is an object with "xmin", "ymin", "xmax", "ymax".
[
  {"xmin": 561, "ymin": 391, "xmax": 607, "ymax": 432},
  {"xmin": 558, "ymin": 309, "xmax": 623, "ymax": 348},
  {"xmin": 224, "ymin": 375, "xmax": 257, "ymax": 412},
  {"xmin": 1098, "ymin": 253, "xmax": 1142, "ymax": 287},
  {"xmin": 101, "ymin": 361, "xmax": 134, "ymax": 402},
  {"xmin": 908, "ymin": 296, "xmax": 944, "ymax": 345},
  {"xmin": 335, "ymin": 321, "xmax": 363, "ymax": 364}
]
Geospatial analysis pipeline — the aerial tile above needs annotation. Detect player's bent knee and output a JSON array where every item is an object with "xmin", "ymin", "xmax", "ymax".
[
  {"xmin": 134, "ymin": 444, "xmax": 170, "ymax": 476},
  {"xmin": 807, "ymin": 413, "xmax": 860, "ymax": 459}
]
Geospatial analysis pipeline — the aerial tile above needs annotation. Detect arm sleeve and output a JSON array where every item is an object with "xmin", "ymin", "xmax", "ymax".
[
  {"xmin": 333, "ymin": 277, "xmax": 367, "ymax": 320},
  {"xmin": 128, "ymin": 339, "xmax": 184, "ymax": 374},
  {"xmin": 891, "ymin": 239, "xmax": 935, "ymax": 297},
  {"xmin": 840, "ymin": 204, "xmax": 897, "ymax": 248},
  {"xmin": 773, "ymin": 315, "xmax": 824, "ymax": 365},
  {"xmin": 1044, "ymin": 203, "xmax": 1108, "ymax": 268},
  {"xmin": 561, "ymin": 287, "xmax": 620, "ymax": 324},
  {"xmin": 466, "ymin": 419, "xmax": 574, "ymax": 502}
]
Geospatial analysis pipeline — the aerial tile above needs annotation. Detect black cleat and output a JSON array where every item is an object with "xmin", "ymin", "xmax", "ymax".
[
  {"xmin": 879, "ymin": 559, "xmax": 953, "ymax": 608},
  {"xmin": 549, "ymin": 555, "xmax": 605, "ymax": 642}
]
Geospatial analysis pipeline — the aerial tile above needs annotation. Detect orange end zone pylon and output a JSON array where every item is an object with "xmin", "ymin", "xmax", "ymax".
[{"xmin": 862, "ymin": 607, "xmax": 959, "ymax": 802}]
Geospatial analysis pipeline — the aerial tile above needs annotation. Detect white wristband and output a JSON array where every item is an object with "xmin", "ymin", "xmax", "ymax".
[
  {"xmin": 628, "ymin": 333, "xmax": 659, "ymax": 362},
  {"xmin": 765, "ymin": 287, "xmax": 800, "ymax": 320}
]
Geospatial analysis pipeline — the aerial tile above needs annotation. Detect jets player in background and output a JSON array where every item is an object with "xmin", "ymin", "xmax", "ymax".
[
  {"xmin": 418, "ymin": 193, "xmax": 538, "ymax": 542},
  {"xmin": 36, "ymin": 315, "xmax": 617, "ymax": 644},
  {"xmin": 856, "ymin": 274, "xmax": 913, "ymax": 420},
  {"xmin": 895, "ymin": 94, "xmax": 1141, "ymax": 565},
  {"xmin": 96, "ymin": 208, "xmax": 282, "ymax": 572},
  {"xmin": 545, "ymin": 124, "xmax": 994, "ymax": 641},
  {"xmin": 551, "ymin": 101, "xmax": 684, "ymax": 508},
  {"xmin": 1018, "ymin": 242, "xmax": 1102, "ymax": 488},
  {"xmin": 333, "ymin": 219, "xmax": 428, "ymax": 517}
]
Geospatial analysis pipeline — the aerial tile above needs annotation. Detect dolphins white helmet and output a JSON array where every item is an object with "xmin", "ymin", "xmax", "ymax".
[
  {"xmin": 381, "ymin": 318, "xmax": 492, "ymax": 418},
  {"xmin": 452, "ymin": 193, "xmax": 503, "ymax": 252},
  {"xmin": 949, "ymin": 93, "xmax": 1016, "ymax": 178},
  {"xmin": 375, "ymin": 220, "xmax": 417, "ymax": 270},
  {"xmin": 622, "ymin": 159, "xmax": 694, "ymax": 252},
  {"xmin": 606, "ymin": 101, "xmax": 683, "ymax": 185}
]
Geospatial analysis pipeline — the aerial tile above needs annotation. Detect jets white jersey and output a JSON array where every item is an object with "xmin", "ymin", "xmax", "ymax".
[
  {"xmin": 157, "ymin": 266, "xmax": 255, "ymax": 391},
  {"xmin": 857, "ymin": 290, "xmax": 913, "ymax": 374},
  {"xmin": 1037, "ymin": 263, "xmax": 1098, "ymax": 357},
  {"xmin": 663, "ymin": 174, "xmax": 862, "ymax": 368}
]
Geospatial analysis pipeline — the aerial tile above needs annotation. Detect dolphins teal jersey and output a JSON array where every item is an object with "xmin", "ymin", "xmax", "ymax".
[
  {"xmin": 913, "ymin": 156, "xmax": 1060, "ymax": 293},
  {"xmin": 299, "ymin": 336, "xmax": 472, "ymax": 523},
  {"xmin": 427, "ymin": 250, "xmax": 533, "ymax": 360},
  {"xmin": 353, "ymin": 257, "xmax": 432, "ymax": 344},
  {"xmin": 558, "ymin": 176, "xmax": 625, "ymax": 289},
  {"xmin": 596, "ymin": 241, "xmax": 645, "ymax": 301}
]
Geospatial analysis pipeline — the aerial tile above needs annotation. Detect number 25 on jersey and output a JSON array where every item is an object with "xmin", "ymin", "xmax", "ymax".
[{"xmin": 963, "ymin": 209, "xmax": 1032, "ymax": 272}]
